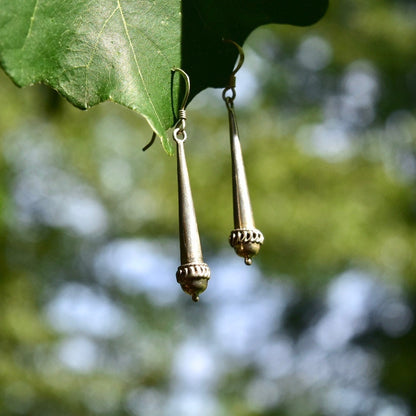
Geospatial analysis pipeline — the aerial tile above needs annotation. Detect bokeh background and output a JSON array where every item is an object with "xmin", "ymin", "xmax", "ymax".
[{"xmin": 1, "ymin": 1, "xmax": 416, "ymax": 415}]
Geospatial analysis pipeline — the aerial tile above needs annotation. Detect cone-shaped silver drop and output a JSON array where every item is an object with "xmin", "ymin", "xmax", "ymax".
[
  {"xmin": 226, "ymin": 98, "xmax": 264, "ymax": 265},
  {"xmin": 175, "ymin": 137, "xmax": 210, "ymax": 301}
]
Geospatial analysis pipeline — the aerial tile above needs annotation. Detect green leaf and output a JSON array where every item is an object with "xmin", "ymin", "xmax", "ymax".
[{"xmin": 0, "ymin": 0, "xmax": 328, "ymax": 153}]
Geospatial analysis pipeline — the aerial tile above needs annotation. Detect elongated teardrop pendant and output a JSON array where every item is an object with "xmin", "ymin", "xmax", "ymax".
[
  {"xmin": 174, "ymin": 133, "xmax": 210, "ymax": 301},
  {"xmin": 225, "ymin": 98, "xmax": 264, "ymax": 265}
]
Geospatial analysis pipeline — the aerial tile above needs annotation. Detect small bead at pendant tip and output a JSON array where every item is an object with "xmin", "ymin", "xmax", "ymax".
[
  {"xmin": 176, "ymin": 262, "xmax": 210, "ymax": 302},
  {"xmin": 229, "ymin": 228, "xmax": 264, "ymax": 265}
]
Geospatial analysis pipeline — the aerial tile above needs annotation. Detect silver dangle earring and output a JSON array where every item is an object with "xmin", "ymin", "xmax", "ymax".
[
  {"xmin": 172, "ymin": 68, "xmax": 210, "ymax": 301},
  {"xmin": 223, "ymin": 41, "xmax": 264, "ymax": 265}
]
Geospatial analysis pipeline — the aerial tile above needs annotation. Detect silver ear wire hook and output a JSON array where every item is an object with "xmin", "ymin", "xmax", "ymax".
[
  {"xmin": 143, "ymin": 68, "xmax": 191, "ymax": 152},
  {"xmin": 222, "ymin": 39, "xmax": 245, "ymax": 101},
  {"xmin": 172, "ymin": 67, "xmax": 190, "ymax": 142},
  {"xmin": 172, "ymin": 67, "xmax": 190, "ymax": 113},
  {"xmin": 142, "ymin": 68, "xmax": 191, "ymax": 152}
]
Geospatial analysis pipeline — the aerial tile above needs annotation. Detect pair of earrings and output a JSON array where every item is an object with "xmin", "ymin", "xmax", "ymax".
[{"xmin": 171, "ymin": 43, "xmax": 264, "ymax": 301}]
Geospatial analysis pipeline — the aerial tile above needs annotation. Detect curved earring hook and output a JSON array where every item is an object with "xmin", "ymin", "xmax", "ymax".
[
  {"xmin": 223, "ymin": 39, "xmax": 245, "ymax": 78},
  {"xmin": 172, "ymin": 67, "xmax": 191, "ymax": 114},
  {"xmin": 222, "ymin": 39, "xmax": 245, "ymax": 101},
  {"xmin": 143, "ymin": 67, "xmax": 191, "ymax": 151},
  {"xmin": 171, "ymin": 67, "xmax": 191, "ymax": 142}
]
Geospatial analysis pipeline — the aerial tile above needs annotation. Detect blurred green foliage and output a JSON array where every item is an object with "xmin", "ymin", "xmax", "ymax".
[{"xmin": 0, "ymin": 0, "xmax": 415, "ymax": 415}]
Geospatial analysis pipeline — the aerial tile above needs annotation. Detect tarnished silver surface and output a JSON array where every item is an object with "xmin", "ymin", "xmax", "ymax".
[
  {"xmin": 229, "ymin": 228, "xmax": 264, "ymax": 265},
  {"xmin": 225, "ymin": 97, "xmax": 264, "ymax": 265},
  {"xmin": 176, "ymin": 262, "xmax": 210, "ymax": 302},
  {"xmin": 174, "ymin": 135, "xmax": 210, "ymax": 301},
  {"xmin": 171, "ymin": 68, "xmax": 211, "ymax": 302}
]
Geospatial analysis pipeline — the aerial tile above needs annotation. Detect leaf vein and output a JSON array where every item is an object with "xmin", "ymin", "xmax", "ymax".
[
  {"xmin": 125, "ymin": 22, "xmax": 171, "ymax": 64},
  {"xmin": 117, "ymin": 0, "xmax": 163, "ymax": 130},
  {"xmin": 84, "ymin": 5, "xmax": 119, "ymax": 105},
  {"xmin": 23, "ymin": 0, "xmax": 40, "ymax": 45}
]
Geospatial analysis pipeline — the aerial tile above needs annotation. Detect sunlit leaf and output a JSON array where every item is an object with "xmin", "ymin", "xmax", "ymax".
[{"xmin": 0, "ymin": 0, "xmax": 328, "ymax": 152}]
